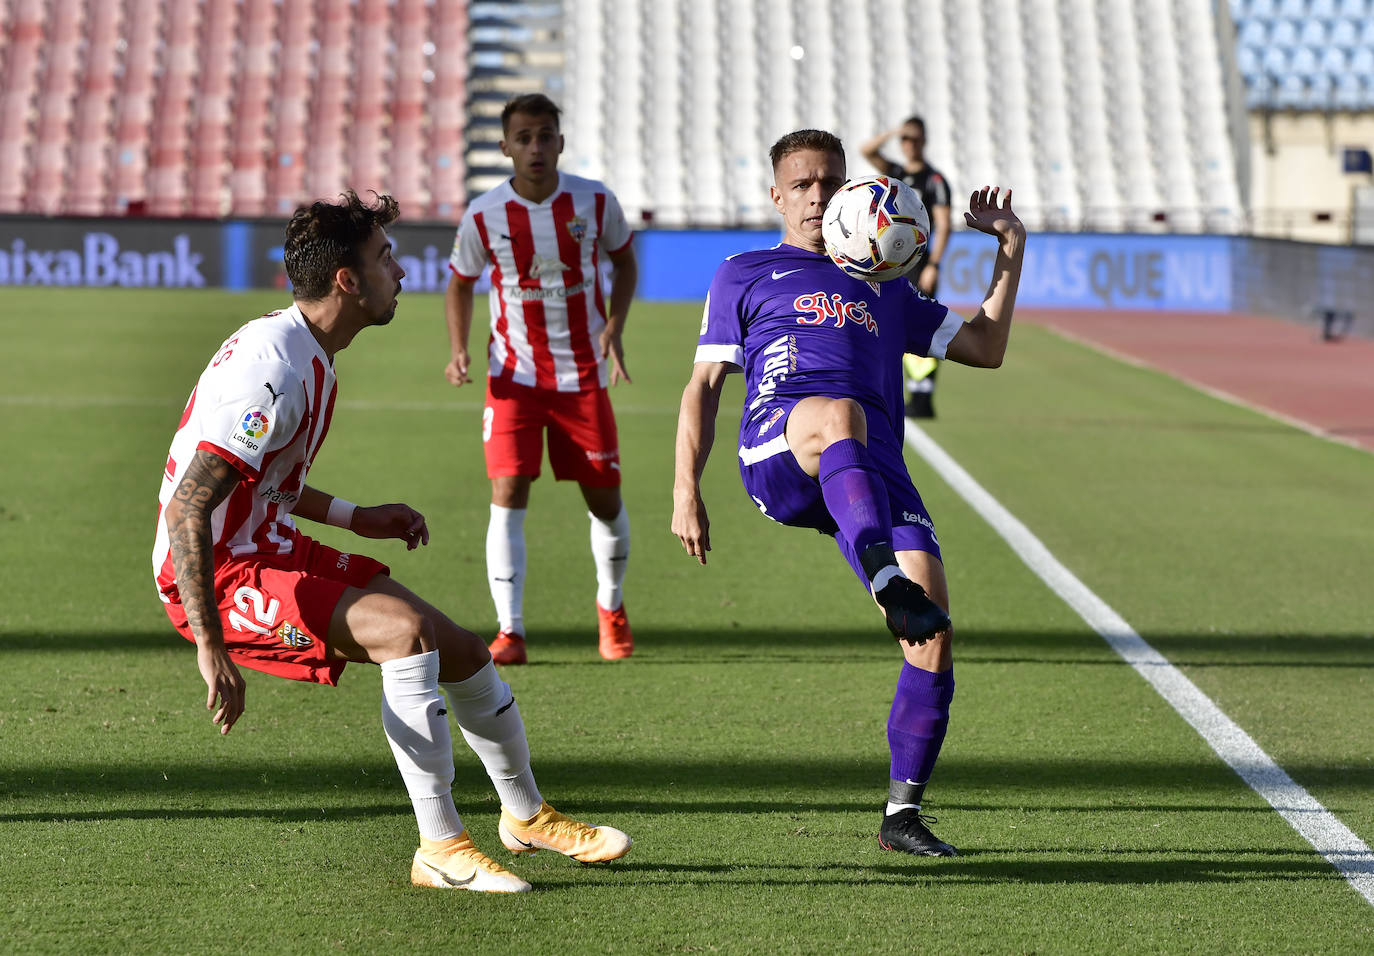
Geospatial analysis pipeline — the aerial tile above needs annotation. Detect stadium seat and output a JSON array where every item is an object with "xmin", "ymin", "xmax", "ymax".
[
  {"xmin": 1297, "ymin": 19, "xmax": 1328, "ymax": 48},
  {"xmin": 1236, "ymin": 17, "xmax": 1268, "ymax": 49},
  {"xmin": 1268, "ymin": 18, "xmax": 1300, "ymax": 48},
  {"xmin": 1351, "ymin": 46, "xmax": 1374, "ymax": 77},
  {"xmin": 225, "ymin": 0, "xmax": 276, "ymax": 217},
  {"xmin": 1303, "ymin": 72, "xmax": 1335, "ymax": 109},
  {"xmin": 1309, "ymin": 0, "xmax": 1338, "ymax": 16},
  {"xmin": 1275, "ymin": 0, "xmax": 1307, "ymax": 16},
  {"xmin": 1274, "ymin": 74, "xmax": 1307, "ymax": 109},
  {"xmin": 1289, "ymin": 45, "xmax": 1321, "ymax": 77},
  {"xmin": 267, "ymin": 0, "xmax": 315, "ymax": 214},
  {"xmin": 1328, "ymin": 18, "xmax": 1360, "ymax": 47},
  {"xmin": 65, "ymin": 0, "xmax": 122, "ymax": 214},
  {"xmin": 388, "ymin": 0, "xmax": 431, "ymax": 213},
  {"xmin": 1331, "ymin": 72, "xmax": 1366, "ymax": 109},
  {"xmin": 1319, "ymin": 46, "xmax": 1351, "ymax": 75},
  {"xmin": 1261, "ymin": 45, "xmax": 1292, "ymax": 77}
]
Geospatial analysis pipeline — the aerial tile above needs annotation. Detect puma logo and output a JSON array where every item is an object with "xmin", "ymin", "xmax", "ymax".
[{"xmin": 264, "ymin": 382, "xmax": 283, "ymax": 405}]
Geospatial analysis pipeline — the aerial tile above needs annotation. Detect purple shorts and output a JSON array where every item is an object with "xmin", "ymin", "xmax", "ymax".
[{"xmin": 736, "ymin": 397, "xmax": 941, "ymax": 588}]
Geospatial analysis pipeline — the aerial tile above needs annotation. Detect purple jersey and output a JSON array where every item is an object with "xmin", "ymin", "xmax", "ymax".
[{"xmin": 695, "ymin": 244, "xmax": 963, "ymax": 445}]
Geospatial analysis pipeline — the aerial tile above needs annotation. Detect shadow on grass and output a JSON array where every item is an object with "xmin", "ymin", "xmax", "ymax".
[
  {"xmin": 592, "ymin": 855, "xmax": 1354, "ymax": 888},
  {"xmin": 5, "ymin": 627, "xmax": 1372, "ymax": 668},
  {"xmin": 3, "ymin": 752, "xmax": 1370, "ymax": 817}
]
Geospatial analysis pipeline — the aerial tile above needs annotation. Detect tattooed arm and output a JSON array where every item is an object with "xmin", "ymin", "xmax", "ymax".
[{"xmin": 163, "ymin": 449, "xmax": 246, "ymax": 735}]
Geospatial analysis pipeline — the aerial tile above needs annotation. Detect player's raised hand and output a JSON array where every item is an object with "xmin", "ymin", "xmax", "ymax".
[
  {"xmin": 600, "ymin": 327, "xmax": 633, "ymax": 386},
  {"xmin": 197, "ymin": 641, "xmax": 245, "ymax": 735},
  {"xmin": 671, "ymin": 494, "xmax": 712, "ymax": 565},
  {"xmin": 353, "ymin": 503, "xmax": 431, "ymax": 550},
  {"xmin": 963, "ymin": 187, "xmax": 1025, "ymax": 243},
  {"xmin": 444, "ymin": 348, "xmax": 472, "ymax": 387}
]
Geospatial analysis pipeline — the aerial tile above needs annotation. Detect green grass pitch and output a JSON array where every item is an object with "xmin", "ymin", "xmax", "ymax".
[{"xmin": 2, "ymin": 287, "xmax": 1372, "ymax": 953}]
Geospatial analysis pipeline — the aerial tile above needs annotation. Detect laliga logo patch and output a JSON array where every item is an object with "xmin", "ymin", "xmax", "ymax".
[
  {"xmin": 241, "ymin": 410, "xmax": 270, "ymax": 438},
  {"xmin": 230, "ymin": 404, "xmax": 272, "ymax": 452}
]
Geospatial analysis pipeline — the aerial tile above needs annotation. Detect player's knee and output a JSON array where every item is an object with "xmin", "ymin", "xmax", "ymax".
[
  {"xmin": 384, "ymin": 603, "xmax": 436, "ymax": 659},
  {"xmin": 821, "ymin": 398, "xmax": 868, "ymax": 443}
]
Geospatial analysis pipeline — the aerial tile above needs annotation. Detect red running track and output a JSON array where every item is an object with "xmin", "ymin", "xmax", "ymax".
[{"xmin": 1021, "ymin": 309, "xmax": 1374, "ymax": 453}]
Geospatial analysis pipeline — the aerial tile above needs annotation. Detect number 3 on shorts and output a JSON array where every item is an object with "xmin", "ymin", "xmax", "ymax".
[
  {"xmin": 482, "ymin": 405, "xmax": 495, "ymax": 443},
  {"xmin": 229, "ymin": 585, "xmax": 281, "ymax": 635}
]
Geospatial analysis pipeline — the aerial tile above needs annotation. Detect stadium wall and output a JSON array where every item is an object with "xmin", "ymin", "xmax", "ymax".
[{"xmin": 0, "ymin": 217, "xmax": 1368, "ymax": 333}]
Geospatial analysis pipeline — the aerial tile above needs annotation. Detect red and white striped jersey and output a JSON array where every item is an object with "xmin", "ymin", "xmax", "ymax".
[
  {"xmin": 152, "ymin": 304, "xmax": 337, "ymax": 601},
  {"xmin": 450, "ymin": 172, "xmax": 633, "ymax": 392}
]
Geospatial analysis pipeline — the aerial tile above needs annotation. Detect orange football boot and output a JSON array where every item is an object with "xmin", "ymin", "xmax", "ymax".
[
  {"xmin": 411, "ymin": 832, "xmax": 531, "ymax": 892},
  {"xmin": 596, "ymin": 603, "xmax": 633, "ymax": 660},
  {"xmin": 488, "ymin": 630, "xmax": 527, "ymax": 666}
]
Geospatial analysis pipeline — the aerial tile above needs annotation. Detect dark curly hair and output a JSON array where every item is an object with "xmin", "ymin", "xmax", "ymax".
[{"xmin": 283, "ymin": 190, "xmax": 400, "ymax": 300}]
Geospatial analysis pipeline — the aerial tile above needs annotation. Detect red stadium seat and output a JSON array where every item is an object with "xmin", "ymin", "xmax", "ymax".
[
  {"xmin": 24, "ymin": 0, "xmax": 83, "ymax": 214},
  {"xmin": 65, "ymin": 0, "xmax": 123, "ymax": 214},
  {"xmin": 0, "ymin": 0, "xmax": 45, "ymax": 212},
  {"xmin": 227, "ymin": 0, "xmax": 278, "ymax": 217},
  {"xmin": 427, "ymin": 0, "xmax": 469, "ymax": 220}
]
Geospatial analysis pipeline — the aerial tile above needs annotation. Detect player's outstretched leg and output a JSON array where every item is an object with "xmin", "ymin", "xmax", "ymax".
[
  {"xmin": 499, "ymin": 802, "xmax": 633, "ymax": 863},
  {"xmin": 860, "ymin": 544, "xmax": 951, "ymax": 643},
  {"xmin": 442, "ymin": 660, "xmax": 632, "ymax": 864}
]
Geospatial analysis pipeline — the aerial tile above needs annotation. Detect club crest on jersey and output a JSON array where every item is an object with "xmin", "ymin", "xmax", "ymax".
[
  {"xmin": 793, "ymin": 292, "xmax": 878, "ymax": 336},
  {"xmin": 230, "ymin": 405, "xmax": 272, "ymax": 452},
  {"xmin": 276, "ymin": 621, "xmax": 312, "ymax": 649},
  {"xmin": 565, "ymin": 216, "xmax": 588, "ymax": 243},
  {"xmin": 758, "ymin": 407, "xmax": 785, "ymax": 436}
]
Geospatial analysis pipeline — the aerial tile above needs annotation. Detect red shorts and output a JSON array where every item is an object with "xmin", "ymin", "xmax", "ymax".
[
  {"xmin": 483, "ymin": 376, "xmax": 621, "ymax": 486},
  {"xmin": 161, "ymin": 534, "xmax": 389, "ymax": 686}
]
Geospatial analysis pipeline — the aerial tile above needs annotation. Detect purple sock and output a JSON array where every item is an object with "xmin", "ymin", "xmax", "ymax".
[
  {"xmin": 887, "ymin": 664, "xmax": 955, "ymax": 787},
  {"xmin": 818, "ymin": 439, "xmax": 891, "ymax": 559}
]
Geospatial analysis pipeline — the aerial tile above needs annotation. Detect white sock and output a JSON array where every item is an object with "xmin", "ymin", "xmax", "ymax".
[
  {"xmin": 486, "ymin": 504, "xmax": 527, "ymax": 636},
  {"xmin": 379, "ymin": 650, "xmax": 464, "ymax": 840},
  {"xmin": 589, "ymin": 504, "xmax": 630, "ymax": 610},
  {"xmin": 885, "ymin": 801, "xmax": 921, "ymax": 815},
  {"xmin": 442, "ymin": 661, "xmax": 543, "ymax": 819}
]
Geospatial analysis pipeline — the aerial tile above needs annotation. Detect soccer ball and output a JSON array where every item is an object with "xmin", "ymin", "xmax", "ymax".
[{"xmin": 822, "ymin": 176, "xmax": 929, "ymax": 282}]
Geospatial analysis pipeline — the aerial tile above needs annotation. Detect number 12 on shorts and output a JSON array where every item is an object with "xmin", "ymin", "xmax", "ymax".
[{"xmin": 229, "ymin": 585, "xmax": 280, "ymax": 635}]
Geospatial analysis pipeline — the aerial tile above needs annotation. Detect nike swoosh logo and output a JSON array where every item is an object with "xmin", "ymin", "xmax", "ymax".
[
  {"xmin": 771, "ymin": 269, "xmax": 802, "ymax": 280},
  {"xmin": 510, "ymin": 834, "xmax": 535, "ymax": 849},
  {"xmin": 420, "ymin": 858, "xmax": 477, "ymax": 887}
]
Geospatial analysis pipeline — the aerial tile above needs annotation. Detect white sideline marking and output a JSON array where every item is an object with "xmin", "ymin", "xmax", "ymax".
[{"xmin": 904, "ymin": 420, "xmax": 1374, "ymax": 907}]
